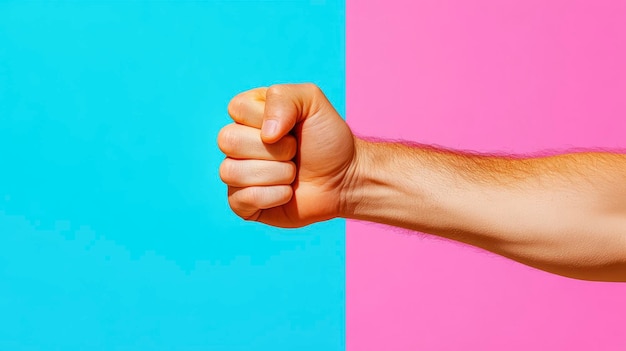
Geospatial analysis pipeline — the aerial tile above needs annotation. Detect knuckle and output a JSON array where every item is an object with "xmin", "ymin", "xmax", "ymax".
[
  {"xmin": 228, "ymin": 189, "xmax": 260, "ymax": 220},
  {"xmin": 303, "ymin": 82, "xmax": 321, "ymax": 95},
  {"xmin": 228, "ymin": 199, "xmax": 250, "ymax": 219},
  {"xmin": 227, "ymin": 96, "xmax": 242, "ymax": 117},
  {"xmin": 217, "ymin": 127, "xmax": 231, "ymax": 153},
  {"xmin": 266, "ymin": 84, "xmax": 286, "ymax": 99},
  {"xmin": 217, "ymin": 126, "xmax": 235, "ymax": 153},
  {"xmin": 227, "ymin": 196, "xmax": 239, "ymax": 212},
  {"xmin": 219, "ymin": 159, "xmax": 238, "ymax": 183},
  {"xmin": 302, "ymin": 83, "xmax": 326, "ymax": 113}
]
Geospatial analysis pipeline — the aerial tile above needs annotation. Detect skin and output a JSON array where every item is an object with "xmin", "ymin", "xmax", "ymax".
[{"xmin": 218, "ymin": 83, "xmax": 626, "ymax": 282}]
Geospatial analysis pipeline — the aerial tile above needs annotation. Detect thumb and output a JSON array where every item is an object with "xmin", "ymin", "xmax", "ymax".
[{"xmin": 260, "ymin": 84, "xmax": 320, "ymax": 144}]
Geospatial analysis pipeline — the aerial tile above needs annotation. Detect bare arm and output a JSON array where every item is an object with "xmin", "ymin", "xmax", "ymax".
[
  {"xmin": 341, "ymin": 138, "xmax": 626, "ymax": 282},
  {"xmin": 219, "ymin": 83, "xmax": 626, "ymax": 282}
]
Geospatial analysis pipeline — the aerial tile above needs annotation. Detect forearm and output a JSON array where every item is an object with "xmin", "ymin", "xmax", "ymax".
[{"xmin": 340, "ymin": 138, "xmax": 626, "ymax": 282}]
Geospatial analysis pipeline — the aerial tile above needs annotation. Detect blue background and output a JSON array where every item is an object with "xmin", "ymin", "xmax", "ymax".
[{"xmin": 0, "ymin": 1, "xmax": 345, "ymax": 350}]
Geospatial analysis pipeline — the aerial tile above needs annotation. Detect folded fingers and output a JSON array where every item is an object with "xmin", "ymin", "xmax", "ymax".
[
  {"xmin": 219, "ymin": 158, "xmax": 296, "ymax": 187},
  {"xmin": 227, "ymin": 87, "xmax": 267, "ymax": 128},
  {"xmin": 218, "ymin": 123, "xmax": 296, "ymax": 161},
  {"xmin": 227, "ymin": 185, "xmax": 293, "ymax": 219}
]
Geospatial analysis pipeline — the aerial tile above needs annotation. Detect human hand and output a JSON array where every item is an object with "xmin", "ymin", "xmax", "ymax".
[{"xmin": 218, "ymin": 83, "xmax": 356, "ymax": 227}]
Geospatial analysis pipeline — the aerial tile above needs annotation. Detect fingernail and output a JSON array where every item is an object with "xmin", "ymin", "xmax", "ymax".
[{"xmin": 262, "ymin": 120, "xmax": 278, "ymax": 138}]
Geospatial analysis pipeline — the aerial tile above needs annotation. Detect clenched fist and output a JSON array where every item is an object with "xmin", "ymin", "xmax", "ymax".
[
  {"xmin": 218, "ymin": 83, "xmax": 356, "ymax": 227},
  {"xmin": 217, "ymin": 84, "xmax": 626, "ymax": 281}
]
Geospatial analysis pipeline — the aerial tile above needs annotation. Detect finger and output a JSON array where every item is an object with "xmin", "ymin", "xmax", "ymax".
[
  {"xmin": 227, "ymin": 87, "xmax": 268, "ymax": 128},
  {"xmin": 219, "ymin": 158, "xmax": 296, "ymax": 187},
  {"xmin": 217, "ymin": 123, "xmax": 297, "ymax": 161},
  {"xmin": 228, "ymin": 185, "xmax": 293, "ymax": 220},
  {"xmin": 261, "ymin": 83, "xmax": 325, "ymax": 144}
]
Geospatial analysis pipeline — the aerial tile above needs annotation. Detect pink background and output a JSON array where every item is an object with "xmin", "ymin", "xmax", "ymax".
[{"xmin": 346, "ymin": 1, "xmax": 626, "ymax": 350}]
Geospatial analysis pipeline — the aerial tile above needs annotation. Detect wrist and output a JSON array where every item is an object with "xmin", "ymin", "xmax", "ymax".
[
  {"xmin": 337, "ymin": 138, "xmax": 433, "ymax": 231},
  {"xmin": 338, "ymin": 137, "xmax": 408, "ymax": 222},
  {"xmin": 338, "ymin": 136, "xmax": 367, "ymax": 219}
]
